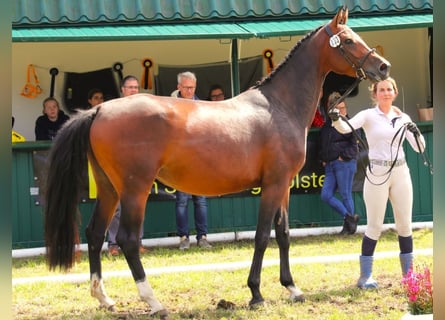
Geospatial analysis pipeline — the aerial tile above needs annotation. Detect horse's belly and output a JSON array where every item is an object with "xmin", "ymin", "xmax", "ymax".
[{"xmin": 157, "ymin": 166, "xmax": 260, "ymax": 197}]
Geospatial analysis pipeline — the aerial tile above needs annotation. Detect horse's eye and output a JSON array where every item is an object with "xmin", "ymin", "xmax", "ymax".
[{"xmin": 344, "ymin": 39, "xmax": 353, "ymax": 45}]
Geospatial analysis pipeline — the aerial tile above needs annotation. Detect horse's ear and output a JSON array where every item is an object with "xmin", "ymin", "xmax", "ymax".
[{"xmin": 334, "ymin": 6, "xmax": 349, "ymax": 26}]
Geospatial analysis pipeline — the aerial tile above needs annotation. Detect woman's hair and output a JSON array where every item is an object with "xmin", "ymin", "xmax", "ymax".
[
  {"xmin": 327, "ymin": 91, "xmax": 342, "ymax": 108},
  {"xmin": 369, "ymin": 76, "xmax": 398, "ymax": 104},
  {"xmin": 87, "ymin": 88, "xmax": 103, "ymax": 100}
]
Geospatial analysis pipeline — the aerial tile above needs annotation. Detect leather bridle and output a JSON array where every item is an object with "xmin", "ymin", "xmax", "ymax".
[{"xmin": 324, "ymin": 24, "xmax": 375, "ymax": 112}]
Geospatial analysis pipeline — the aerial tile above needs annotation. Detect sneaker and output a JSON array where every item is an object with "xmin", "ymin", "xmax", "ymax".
[
  {"xmin": 339, "ymin": 219, "xmax": 349, "ymax": 235},
  {"xmin": 345, "ymin": 214, "xmax": 360, "ymax": 235},
  {"xmin": 139, "ymin": 245, "xmax": 148, "ymax": 254},
  {"xmin": 179, "ymin": 236, "xmax": 190, "ymax": 250},
  {"xmin": 197, "ymin": 235, "xmax": 212, "ymax": 249},
  {"xmin": 108, "ymin": 245, "xmax": 119, "ymax": 256}
]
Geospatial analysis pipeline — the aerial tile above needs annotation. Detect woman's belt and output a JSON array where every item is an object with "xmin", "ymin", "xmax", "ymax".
[{"xmin": 369, "ymin": 159, "xmax": 406, "ymax": 167}]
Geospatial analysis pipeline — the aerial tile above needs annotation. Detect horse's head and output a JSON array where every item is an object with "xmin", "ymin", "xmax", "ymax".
[{"xmin": 324, "ymin": 6, "xmax": 391, "ymax": 82}]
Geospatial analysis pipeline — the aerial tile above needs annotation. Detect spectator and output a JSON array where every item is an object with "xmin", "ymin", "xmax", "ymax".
[
  {"xmin": 171, "ymin": 71, "xmax": 212, "ymax": 250},
  {"xmin": 207, "ymin": 84, "xmax": 225, "ymax": 101},
  {"xmin": 319, "ymin": 92, "xmax": 359, "ymax": 235},
  {"xmin": 87, "ymin": 88, "xmax": 104, "ymax": 108},
  {"xmin": 35, "ymin": 97, "xmax": 69, "ymax": 140}
]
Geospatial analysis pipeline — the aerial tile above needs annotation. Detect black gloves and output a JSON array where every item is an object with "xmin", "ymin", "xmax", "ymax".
[
  {"xmin": 407, "ymin": 122, "xmax": 420, "ymax": 136},
  {"xmin": 328, "ymin": 108, "xmax": 340, "ymax": 121}
]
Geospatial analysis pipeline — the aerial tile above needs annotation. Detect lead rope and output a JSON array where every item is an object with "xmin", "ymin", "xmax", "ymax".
[{"xmin": 413, "ymin": 127, "xmax": 433, "ymax": 175}]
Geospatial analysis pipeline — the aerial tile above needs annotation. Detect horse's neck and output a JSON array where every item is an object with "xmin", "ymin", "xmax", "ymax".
[{"xmin": 263, "ymin": 40, "xmax": 326, "ymax": 126}]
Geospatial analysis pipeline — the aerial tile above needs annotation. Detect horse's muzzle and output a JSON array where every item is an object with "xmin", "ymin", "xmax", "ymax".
[{"xmin": 367, "ymin": 57, "xmax": 391, "ymax": 82}]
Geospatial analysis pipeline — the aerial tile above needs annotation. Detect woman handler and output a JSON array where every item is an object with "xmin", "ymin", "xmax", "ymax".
[{"xmin": 329, "ymin": 77, "xmax": 426, "ymax": 288}]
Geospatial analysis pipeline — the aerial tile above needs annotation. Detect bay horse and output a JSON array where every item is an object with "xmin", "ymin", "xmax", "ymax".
[{"xmin": 44, "ymin": 7, "xmax": 390, "ymax": 318}]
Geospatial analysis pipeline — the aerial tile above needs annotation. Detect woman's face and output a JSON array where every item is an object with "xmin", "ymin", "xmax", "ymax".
[
  {"xmin": 43, "ymin": 100, "xmax": 59, "ymax": 121},
  {"xmin": 374, "ymin": 80, "xmax": 397, "ymax": 104},
  {"xmin": 88, "ymin": 92, "xmax": 104, "ymax": 107},
  {"xmin": 337, "ymin": 101, "xmax": 347, "ymax": 116}
]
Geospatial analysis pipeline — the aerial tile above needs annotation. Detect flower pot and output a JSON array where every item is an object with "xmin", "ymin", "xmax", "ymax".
[
  {"xmin": 401, "ymin": 312, "xmax": 433, "ymax": 319},
  {"xmin": 417, "ymin": 108, "xmax": 433, "ymax": 122}
]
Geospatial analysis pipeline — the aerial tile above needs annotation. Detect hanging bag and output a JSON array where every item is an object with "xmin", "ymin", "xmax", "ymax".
[{"xmin": 21, "ymin": 64, "xmax": 43, "ymax": 98}]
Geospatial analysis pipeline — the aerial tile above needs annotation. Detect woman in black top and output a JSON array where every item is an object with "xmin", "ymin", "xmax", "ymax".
[{"xmin": 35, "ymin": 97, "xmax": 69, "ymax": 140}]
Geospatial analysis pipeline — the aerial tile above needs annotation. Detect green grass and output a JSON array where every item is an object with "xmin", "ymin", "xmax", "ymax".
[{"xmin": 12, "ymin": 228, "xmax": 433, "ymax": 319}]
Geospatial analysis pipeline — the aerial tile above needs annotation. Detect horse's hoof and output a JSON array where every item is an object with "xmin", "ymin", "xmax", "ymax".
[
  {"xmin": 248, "ymin": 298, "xmax": 265, "ymax": 309},
  {"xmin": 151, "ymin": 308, "xmax": 169, "ymax": 319},
  {"xmin": 291, "ymin": 294, "xmax": 305, "ymax": 303},
  {"xmin": 105, "ymin": 304, "xmax": 116, "ymax": 312},
  {"xmin": 287, "ymin": 285, "xmax": 305, "ymax": 303}
]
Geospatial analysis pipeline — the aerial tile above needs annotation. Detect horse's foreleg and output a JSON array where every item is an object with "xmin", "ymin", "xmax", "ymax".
[
  {"xmin": 248, "ymin": 198, "xmax": 276, "ymax": 307},
  {"xmin": 274, "ymin": 206, "xmax": 305, "ymax": 303}
]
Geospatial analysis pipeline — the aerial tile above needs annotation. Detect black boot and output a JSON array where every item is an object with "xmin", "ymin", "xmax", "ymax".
[
  {"xmin": 339, "ymin": 218, "xmax": 349, "ymax": 235},
  {"xmin": 345, "ymin": 214, "xmax": 360, "ymax": 234}
]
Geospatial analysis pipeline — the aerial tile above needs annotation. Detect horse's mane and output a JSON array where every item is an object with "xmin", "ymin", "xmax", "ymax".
[{"xmin": 253, "ymin": 25, "xmax": 323, "ymax": 88}]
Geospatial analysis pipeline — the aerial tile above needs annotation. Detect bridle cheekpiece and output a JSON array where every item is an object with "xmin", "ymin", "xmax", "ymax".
[{"xmin": 324, "ymin": 24, "xmax": 375, "ymax": 81}]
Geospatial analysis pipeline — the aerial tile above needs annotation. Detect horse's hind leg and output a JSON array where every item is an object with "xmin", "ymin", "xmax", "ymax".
[
  {"xmin": 118, "ymin": 190, "xmax": 167, "ymax": 317},
  {"xmin": 273, "ymin": 193, "xmax": 304, "ymax": 303},
  {"xmin": 87, "ymin": 200, "xmax": 118, "ymax": 310},
  {"xmin": 85, "ymin": 166, "xmax": 119, "ymax": 310}
]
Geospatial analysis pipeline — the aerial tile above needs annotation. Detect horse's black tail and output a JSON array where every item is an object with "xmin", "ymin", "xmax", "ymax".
[{"xmin": 44, "ymin": 109, "xmax": 97, "ymax": 271}]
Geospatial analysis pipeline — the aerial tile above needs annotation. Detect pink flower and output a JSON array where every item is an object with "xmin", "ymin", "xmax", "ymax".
[{"xmin": 402, "ymin": 264, "xmax": 433, "ymax": 315}]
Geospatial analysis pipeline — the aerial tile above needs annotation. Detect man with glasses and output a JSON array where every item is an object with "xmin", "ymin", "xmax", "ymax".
[
  {"xmin": 121, "ymin": 75, "xmax": 140, "ymax": 96},
  {"xmin": 171, "ymin": 71, "xmax": 212, "ymax": 250},
  {"xmin": 207, "ymin": 84, "xmax": 225, "ymax": 101}
]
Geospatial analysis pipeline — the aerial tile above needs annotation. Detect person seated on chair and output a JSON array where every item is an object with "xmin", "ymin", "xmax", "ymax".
[
  {"xmin": 87, "ymin": 88, "xmax": 104, "ymax": 109},
  {"xmin": 35, "ymin": 97, "xmax": 69, "ymax": 141},
  {"xmin": 207, "ymin": 84, "xmax": 225, "ymax": 101}
]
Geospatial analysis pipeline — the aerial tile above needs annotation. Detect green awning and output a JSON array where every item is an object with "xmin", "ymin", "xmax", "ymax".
[
  {"xmin": 12, "ymin": 22, "xmax": 251, "ymax": 42},
  {"xmin": 241, "ymin": 14, "xmax": 433, "ymax": 38},
  {"xmin": 12, "ymin": 14, "xmax": 432, "ymax": 42}
]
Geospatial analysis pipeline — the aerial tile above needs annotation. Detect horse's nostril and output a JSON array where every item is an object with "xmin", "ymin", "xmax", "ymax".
[{"xmin": 379, "ymin": 63, "xmax": 390, "ymax": 73}]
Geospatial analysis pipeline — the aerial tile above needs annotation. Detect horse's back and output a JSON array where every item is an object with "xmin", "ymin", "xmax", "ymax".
[{"xmin": 90, "ymin": 92, "xmax": 271, "ymax": 156}]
